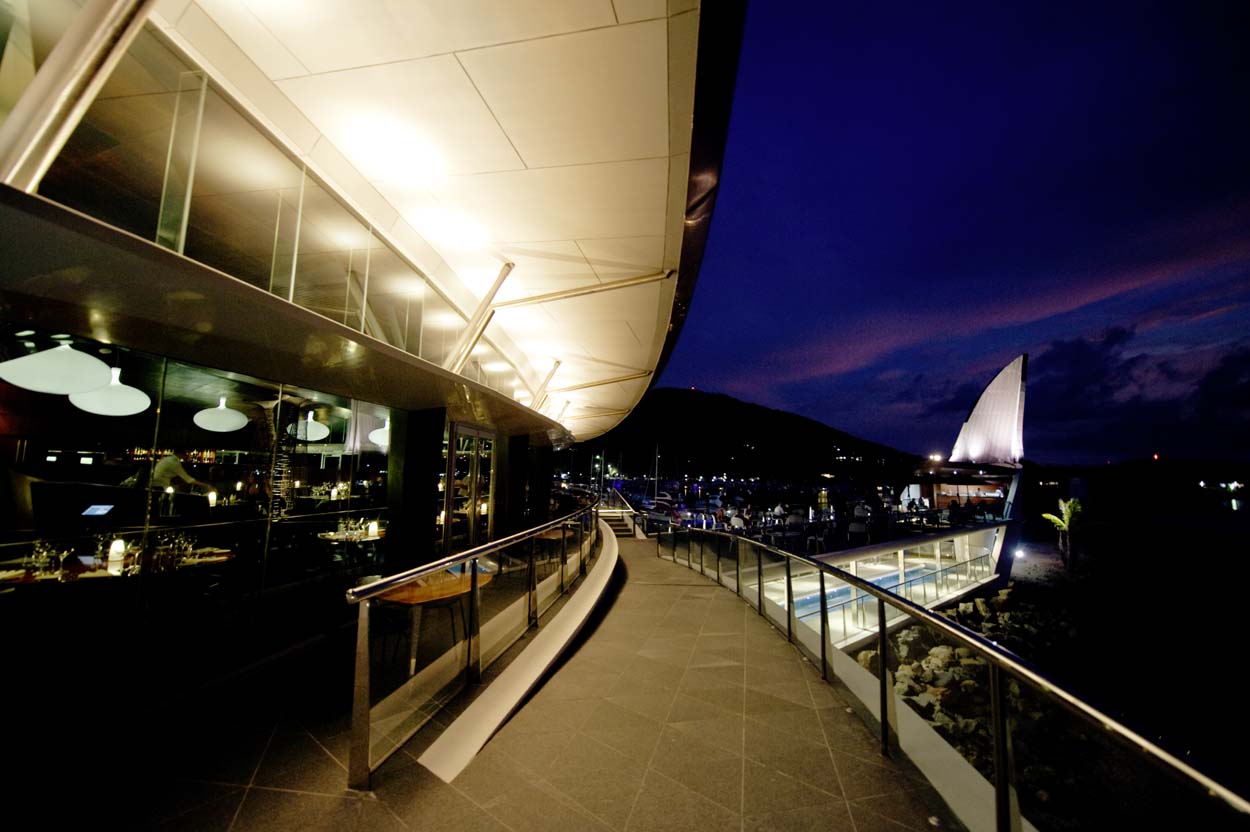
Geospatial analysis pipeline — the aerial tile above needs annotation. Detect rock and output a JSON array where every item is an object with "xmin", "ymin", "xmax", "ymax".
[
  {"xmin": 955, "ymin": 647, "xmax": 973, "ymax": 659},
  {"xmin": 959, "ymin": 657, "xmax": 986, "ymax": 669},
  {"xmin": 921, "ymin": 645, "xmax": 954, "ymax": 674},
  {"xmin": 857, "ymin": 649, "xmax": 878, "ymax": 674},
  {"xmin": 931, "ymin": 670, "xmax": 955, "ymax": 688},
  {"xmin": 909, "ymin": 692, "xmax": 938, "ymax": 719},
  {"xmin": 974, "ymin": 598, "xmax": 993, "ymax": 618},
  {"xmin": 958, "ymin": 602, "xmax": 975, "ymax": 618}
]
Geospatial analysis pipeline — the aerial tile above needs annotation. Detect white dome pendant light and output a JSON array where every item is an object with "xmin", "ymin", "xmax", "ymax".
[
  {"xmin": 287, "ymin": 411, "xmax": 329, "ymax": 442},
  {"xmin": 0, "ymin": 342, "xmax": 111, "ymax": 394},
  {"xmin": 69, "ymin": 367, "xmax": 150, "ymax": 416},
  {"xmin": 367, "ymin": 417, "xmax": 390, "ymax": 449},
  {"xmin": 194, "ymin": 396, "xmax": 248, "ymax": 432}
]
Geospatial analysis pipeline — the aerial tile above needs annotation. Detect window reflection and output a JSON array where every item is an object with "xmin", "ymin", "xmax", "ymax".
[{"xmin": 0, "ymin": 325, "xmax": 392, "ymax": 592}]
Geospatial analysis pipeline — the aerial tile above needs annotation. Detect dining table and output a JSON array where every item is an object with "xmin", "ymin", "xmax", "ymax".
[{"xmin": 379, "ymin": 566, "xmax": 494, "ymax": 677}]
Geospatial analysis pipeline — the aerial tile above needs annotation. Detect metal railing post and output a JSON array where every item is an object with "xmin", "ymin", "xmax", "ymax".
[
  {"xmin": 348, "ymin": 599, "xmax": 372, "ymax": 790},
  {"xmin": 698, "ymin": 533, "xmax": 706, "ymax": 576},
  {"xmin": 990, "ymin": 664, "xmax": 1020, "ymax": 831},
  {"xmin": 784, "ymin": 556, "xmax": 794, "ymax": 643},
  {"xmin": 578, "ymin": 515, "xmax": 586, "ymax": 576},
  {"xmin": 468, "ymin": 557, "xmax": 481, "ymax": 683},
  {"xmin": 715, "ymin": 535, "xmax": 722, "ymax": 585},
  {"xmin": 877, "ymin": 597, "xmax": 891, "ymax": 758},
  {"xmin": 819, "ymin": 571, "xmax": 829, "ymax": 681},
  {"xmin": 734, "ymin": 537, "xmax": 742, "ymax": 597},
  {"xmin": 756, "ymin": 545, "xmax": 764, "ymax": 616},
  {"xmin": 527, "ymin": 540, "xmax": 538, "ymax": 628},
  {"xmin": 560, "ymin": 522, "xmax": 568, "ymax": 590}
]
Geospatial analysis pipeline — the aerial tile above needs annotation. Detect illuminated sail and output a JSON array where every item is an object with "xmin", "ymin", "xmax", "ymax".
[{"xmin": 949, "ymin": 354, "xmax": 1027, "ymax": 465}]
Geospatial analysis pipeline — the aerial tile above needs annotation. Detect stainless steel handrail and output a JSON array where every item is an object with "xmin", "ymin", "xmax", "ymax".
[
  {"xmin": 347, "ymin": 486, "xmax": 600, "ymax": 789},
  {"xmin": 346, "ymin": 496, "xmax": 595, "ymax": 604},
  {"xmin": 661, "ymin": 524, "xmax": 1250, "ymax": 822},
  {"xmin": 610, "ymin": 486, "xmax": 634, "ymax": 513}
]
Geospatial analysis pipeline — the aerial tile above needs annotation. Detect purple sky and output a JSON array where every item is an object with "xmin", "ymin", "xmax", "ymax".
[{"xmin": 660, "ymin": 1, "xmax": 1250, "ymax": 464}]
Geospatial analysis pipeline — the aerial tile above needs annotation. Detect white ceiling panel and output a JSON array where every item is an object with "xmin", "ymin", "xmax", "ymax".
[
  {"xmin": 440, "ymin": 158, "xmax": 668, "ymax": 242},
  {"xmin": 169, "ymin": 0, "xmax": 709, "ymax": 440},
  {"xmin": 196, "ymin": 0, "xmax": 308, "ymax": 79},
  {"xmin": 576, "ymin": 235, "xmax": 665, "ymax": 277},
  {"xmin": 538, "ymin": 281, "xmax": 663, "ymax": 324},
  {"xmin": 458, "ymin": 20, "xmax": 668, "ymax": 168},
  {"xmin": 278, "ymin": 56, "xmax": 523, "ymax": 180},
  {"xmin": 613, "ymin": 0, "xmax": 667, "ymax": 24},
  {"xmin": 239, "ymin": 0, "xmax": 616, "ymax": 75}
]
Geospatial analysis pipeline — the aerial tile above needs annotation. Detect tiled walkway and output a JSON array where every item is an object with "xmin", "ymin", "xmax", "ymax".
[{"xmin": 138, "ymin": 535, "xmax": 959, "ymax": 831}]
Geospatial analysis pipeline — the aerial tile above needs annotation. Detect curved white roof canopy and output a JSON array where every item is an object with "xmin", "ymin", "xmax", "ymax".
[
  {"xmin": 949, "ymin": 354, "xmax": 1027, "ymax": 466},
  {"xmin": 149, "ymin": 1, "xmax": 709, "ymax": 440}
]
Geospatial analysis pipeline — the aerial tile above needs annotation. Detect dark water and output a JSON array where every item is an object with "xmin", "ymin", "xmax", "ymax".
[{"xmin": 1008, "ymin": 514, "xmax": 1250, "ymax": 801}]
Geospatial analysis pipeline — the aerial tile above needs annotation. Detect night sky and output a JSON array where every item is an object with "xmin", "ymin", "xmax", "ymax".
[{"xmin": 660, "ymin": 1, "xmax": 1250, "ymax": 464}]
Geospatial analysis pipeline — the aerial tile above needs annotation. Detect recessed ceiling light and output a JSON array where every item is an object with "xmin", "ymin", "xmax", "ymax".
[
  {"xmin": 50, "ymin": 334, "xmax": 71, "ymax": 340},
  {"xmin": 482, "ymin": 361, "xmax": 510, "ymax": 373},
  {"xmin": 14, "ymin": 330, "xmax": 34, "ymax": 337}
]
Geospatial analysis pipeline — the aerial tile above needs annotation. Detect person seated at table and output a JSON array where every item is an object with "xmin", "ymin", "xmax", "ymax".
[{"xmin": 730, "ymin": 514, "xmax": 746, "ymax": 530}]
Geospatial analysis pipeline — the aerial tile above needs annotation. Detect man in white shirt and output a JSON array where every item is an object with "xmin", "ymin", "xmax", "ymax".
[{"xmin": 151, "ymin": 453, "xmax": 213, "ymax": 493}]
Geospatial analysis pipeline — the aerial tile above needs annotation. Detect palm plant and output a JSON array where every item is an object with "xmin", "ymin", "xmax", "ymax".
[{"xmin": 1042, "ymin": 498, "xmax": 1082, "ymax": 569}]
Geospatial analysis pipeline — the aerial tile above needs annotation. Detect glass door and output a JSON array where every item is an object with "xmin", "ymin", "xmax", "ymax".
[{"xmin": 443, "ymin": 425, "xmax": 495, "ymax": 553}]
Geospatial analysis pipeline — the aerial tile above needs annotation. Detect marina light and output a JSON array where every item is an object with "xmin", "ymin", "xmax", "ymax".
[
  {"xmin": 207, "ymin": 492, "xmax": 217, "ymax": 507},
  {"xmin": 929, "ymin": 453, "xmax": 943, "ymax": 462},
  {"xmin": 1014, "ymin": 549, "xmax": 1024, "ymax": 559}
]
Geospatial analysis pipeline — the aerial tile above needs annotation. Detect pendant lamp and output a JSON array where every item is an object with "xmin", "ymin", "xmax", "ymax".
[
  {"xmin": 287, "ymin": 411, "xmax": 330, "ymax": 442},
  {"xmin": 194, "ymin": 396, "xmax": 248, "ymax": 432},
  {"xmin": 0, "ymin": 343, "xmax": 111, "ymax": 394},
  {"xmin": 367, "ymin": 418, "xmax": 390, "ymax": 448},
  {"xmin": 69, "ymin": 367, "xmax": 150, "ymax": 416}
]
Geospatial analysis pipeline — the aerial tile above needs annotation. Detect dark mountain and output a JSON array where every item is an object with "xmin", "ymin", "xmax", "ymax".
[{"xmin": 570, "ymin": 387, "xmax": 917, "ymax": 484}]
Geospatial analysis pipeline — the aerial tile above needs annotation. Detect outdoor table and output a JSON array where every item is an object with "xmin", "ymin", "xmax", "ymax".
[{"xmin": 379, "ymin": 566, "xmax": 494, "ymax": 676}]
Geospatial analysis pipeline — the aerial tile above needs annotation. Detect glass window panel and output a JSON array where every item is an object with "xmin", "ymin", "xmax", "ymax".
[
  {"xmin": 418, "ymin": 291, "xmax": 465, "ymax": 367},
  {"xmin": 361, "ymin": 238, "xmax": 424, "ymax": 350},
  {"xmin": 182, "ymin": 88, "xmax": 304, "ymax": 291},
  {"xmin": 37, "ymin": 23, "xmax": 194, "ymax": 240},
  {"xmin": 288, "ymin": 180, "xmax": 372, "ymax": 325}
]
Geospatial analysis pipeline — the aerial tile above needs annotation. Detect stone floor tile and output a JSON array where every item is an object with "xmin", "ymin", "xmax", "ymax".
[
  {"xmin": 623, "ymin": 770, "xmax": 741, "ymax": 832},
  {"xmin": 373, "ymin": 758, "xmax": 505, "ymax": 831},
  {"xmin": 649, "ymin": 725, "xmax": 743, "ymax": 812},
  {"xmin": 150, "ymin": 783, "xmax": 245, "ymax": 832},
  {"xmin": 742, "ymin": 800, "xmax": 857, "ymax": 832},
  {"xmin": 251, "ymin": 728, "xmax": 350, "ymax": 796},
  {"xmin": 742, "ymin": 759, "xmax": 845, "ymax": 819},
  {"xmin": 482, "ymin": 780, "xmax": 617, "ymax": 832},
  {"xmin": 230, "ymin": 789, "xmax": 404, "ymax": 832},
  {"xmin": 582, "ymin": 699, "xmax": 666, "ymax": 762},
  {"xmin": 546, "ymin": 769, "xmax": 646, "ymax": 830}
]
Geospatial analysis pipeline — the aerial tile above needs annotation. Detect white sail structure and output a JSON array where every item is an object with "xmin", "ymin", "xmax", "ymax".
[{"xmin": 949, "ymin": 354, "xmax": 1027, "ymax": 465}]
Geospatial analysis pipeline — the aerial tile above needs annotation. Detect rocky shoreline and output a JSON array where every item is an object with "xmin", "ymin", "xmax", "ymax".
[{"xmin": 854, "ymin": 582, "xmax": 1090, "ymax": 825}]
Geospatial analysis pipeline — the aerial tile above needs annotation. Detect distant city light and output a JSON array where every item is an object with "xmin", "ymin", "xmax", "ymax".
[
  {"xmin": 1153, "ymin": 453, "xmax": 1159, "ymax": 460},
  {"xmin": 929, "ymin": 453, "xmax": 942, "ymax": 462},
  {"xmin": 1014, "ymin": 549, "xmax": 1024, "ymax": 559}
]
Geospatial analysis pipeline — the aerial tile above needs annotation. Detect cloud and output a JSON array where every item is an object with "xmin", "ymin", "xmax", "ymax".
[{"xmin": 1022, "ymin": 329, "xmax": 1250, "ymax": 461}]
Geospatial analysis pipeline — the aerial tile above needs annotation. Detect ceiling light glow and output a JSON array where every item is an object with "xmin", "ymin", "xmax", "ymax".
[
  {"xmin": 0, "ymin": 343, "xmax": 111, "ymax": 394},
  {"xmin": 68, "ymin": 367, "xmax": 151, "ymax": 416},
  {"xmin": 194, "ymin": 397, "xmax": 248, "ymax": 432}
]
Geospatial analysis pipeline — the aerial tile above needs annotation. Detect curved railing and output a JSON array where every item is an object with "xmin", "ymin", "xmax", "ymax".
[
  {"xmin": 345, "ymin": 490, "xmax": 600, "ymax": 788},
  {"xmin": 658, "ymin": 525, "xmax": 1250, "ymax": 831}
]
